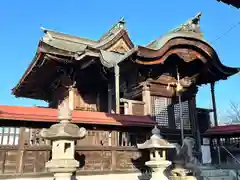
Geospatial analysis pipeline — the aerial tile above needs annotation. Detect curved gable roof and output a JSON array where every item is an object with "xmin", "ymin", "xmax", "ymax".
[
  {"xmin": 116, "ymin": 13, "xmax": 239, "ymax": 84},
  {"xmin": 146, "ymin": 12, "xmax": 205, "ymax": 50}
]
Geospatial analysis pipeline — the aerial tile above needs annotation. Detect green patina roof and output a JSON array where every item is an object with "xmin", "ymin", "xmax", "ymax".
[
  {"xmin": 99, "ymin": 47, "xmax": 138, "ymax": 68},
  {"xmin": 40, "ymin": 17, "xmax": 127, "ymax": 53},
  {"xmin": 39, "ymin": 13, "xmax": 216, "ymax": 69},
  {"xmin": 38, "ymin": 17, "xmax": 133, "ymax": 69},
  {"xmin": 146, "ymin": 12, "xmax": 209, "ymax": 50}
]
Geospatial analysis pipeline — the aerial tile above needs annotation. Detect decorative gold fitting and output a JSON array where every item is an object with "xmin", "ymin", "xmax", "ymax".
[
  {"xmin": 167, "ymin": 83, "xmax": 171, "ymax": 90},
  {"xmin": 176, "ymin": 83, "xmax": 183, "ymax": 92}
]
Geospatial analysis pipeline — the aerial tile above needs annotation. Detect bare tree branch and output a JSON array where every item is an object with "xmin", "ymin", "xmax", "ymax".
[{"xmin": 227, "ymin": 101, "xmax": 240, "ymax": 124}]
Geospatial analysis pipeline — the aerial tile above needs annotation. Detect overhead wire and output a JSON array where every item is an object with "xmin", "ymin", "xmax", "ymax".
[
  {"xmin": 210, "ymin": 18, "xmax": 240, "ymax": 75},
  {"xmin": 210, "ymin": 20, "xmax": 240, "ymax": 44}
]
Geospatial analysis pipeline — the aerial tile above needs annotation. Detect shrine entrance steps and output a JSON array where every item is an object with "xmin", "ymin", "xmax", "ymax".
[{"xmin": 200, "ymin": 166, "xmax": 238, "ymax": 180}]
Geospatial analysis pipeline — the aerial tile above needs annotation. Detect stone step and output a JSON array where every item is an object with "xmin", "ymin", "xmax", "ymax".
[
  {"xmin": 201, "ymin": 169, "xmax": 230, "ymax": 177},
  {"xmin": 203, "ymin": 176, "xmax": 234, "ymax": 180}
]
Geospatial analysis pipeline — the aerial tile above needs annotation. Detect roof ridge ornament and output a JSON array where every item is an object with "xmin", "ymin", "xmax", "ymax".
[
  {"xmin": 40, "ymin": 27, "xmax": 54, "ymax": 42},
  {"xmin": 171, "ymin": 12, "xmax": 202, "ymax": 34},
  {"xmin": 117, "ymin": 17, "xmax": 126, "ymax": 28},
  {"xmin": 111, "ymin": 17, "xmax": 126, "ymax": 30},
  {"xmin": 100, "ymin": 17, "xmax": 126, "ymax": 40}
]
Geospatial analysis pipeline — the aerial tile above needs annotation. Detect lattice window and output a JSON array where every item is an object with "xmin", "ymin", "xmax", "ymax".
[
  {"xmin": 118, "ymin": 131, "xmax": 129, "ymax": 146},
  {"xmin": 23, "ymin": 128, "xmax": 50, "ymax": 146},
  {"xmin": 174, "ymin": 100, "xmax": 191, "ymax": 129},
  {"xmin": 151, "ymin": 96, "xmax": 171, "ymax": 127},
  {"xmin": 0, "ymin": 127, "xmax": 20, "ymax": 145},
  {"xmin": 117, "ymin": 131, "xmax": 147, "ymax": 147},
  {"xmin": 77, "ymin": 130, "xmax": 112, "ymax": 146}
]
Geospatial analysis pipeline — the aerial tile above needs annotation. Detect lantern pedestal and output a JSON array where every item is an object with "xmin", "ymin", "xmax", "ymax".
[
  {"xmin": 137, "ymin": 126, "xmax": 175, "ymax": 180},
  {"xmin": 146, "ymin": 159, "xmax": 171, "ymax": 180},
  {"xmin": 41, "ymin": 103, "xmax": 87, "ymax": 180}
]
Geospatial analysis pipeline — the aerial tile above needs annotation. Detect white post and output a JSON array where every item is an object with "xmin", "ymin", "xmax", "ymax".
[
  {"xmin": 114, "ymin": 64, "xmax": 120, "ymax": 114},
  {"xmin": 142, "ymin": 84, "xmax": 151, "ymax": 115}
]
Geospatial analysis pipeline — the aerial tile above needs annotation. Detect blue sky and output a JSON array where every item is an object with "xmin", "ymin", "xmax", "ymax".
[{"xmin": 1, "ymin": 0, "xmax": 239, "ymax": 121}]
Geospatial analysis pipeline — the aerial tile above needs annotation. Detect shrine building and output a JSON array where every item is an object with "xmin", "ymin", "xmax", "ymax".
[{"xmin": 0, "ymin": 13, "xmax": 239, "ymax": 177}]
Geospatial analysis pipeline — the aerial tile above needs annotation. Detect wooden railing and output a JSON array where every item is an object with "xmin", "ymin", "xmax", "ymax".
[
  {"xmin": 120, "ymin": 98, "xmax": 145, "ymax": 116},
  {"xmin": 0, "ymin": 105, "xmax": 211, "ymax": 177},
  {"xmin": 0, "ymin": 125, "xmax": 149, "ymax": 176},
  {"xmin": 0, "ymin": 145, "xmax": 148, "ymax": 176}
]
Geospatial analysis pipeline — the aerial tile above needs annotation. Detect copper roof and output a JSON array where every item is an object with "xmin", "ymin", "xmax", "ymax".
[
  {"xmin": 11, "ymin": 14, "xmax": 240, "ymax": 101},
  {"xmin": 12, "ymin": 20, "xmax": 134, "ymax": 100},
  {"xmin": 0, "ymin": 105, "xmax": 155, "ymax": 127}
]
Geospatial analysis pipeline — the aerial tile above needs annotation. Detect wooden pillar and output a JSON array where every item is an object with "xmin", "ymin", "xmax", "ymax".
[
  {"xmin": 210, "ymin": 82, "xmax": 221, "ymax": 164},
  {"xmin": 189, "ymin": 96, "xmax": 202, "ymax": 161},
  {"xmin": 128, "ymin": 102, "xmax": 133, "ymax": 115},
  {"xmin": 96, "ymin": 92, "xmax": 100, "ymax": 111},
  {"xmin": 167, "ymin": 98, "xmax": 175, "ymax": 129},
  {"xmin": 123, "ymin": 102, "xmax": 128, "ymax": 115},
  {"xmin": 114, "ymin": 65, "xmax": 120, "ymax": 114},
  {"xmin": 178, "ymin": 94, "xmax": 184, "ymax": 144},
  {"xmin": 111, "ymin": 130, "xmax": 118, "ymax": 171},
  {"xmin": 142, "ymin": 83, "xmax": 151, "ymax": 115},
  {"xmin": 17, "ymin": 127, "xmax": 26, "ymax": 173},
  {"xmin": 210, "ymin": 82, "xmax": 218, "ymax": 126},
  {"xmin": 123, "ymin": 101, "xmax": 132, "ymax": 115}
]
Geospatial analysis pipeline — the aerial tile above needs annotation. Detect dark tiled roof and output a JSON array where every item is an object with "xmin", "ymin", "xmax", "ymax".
[{"xmin": 204, "ymin": 124, "xmax": 240, "ymax": 136}]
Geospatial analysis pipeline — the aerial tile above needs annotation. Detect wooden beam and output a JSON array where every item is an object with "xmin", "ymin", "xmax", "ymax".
[{"xmin": 120, "ymin": 98, "xmax": 145, "ymax": 104}]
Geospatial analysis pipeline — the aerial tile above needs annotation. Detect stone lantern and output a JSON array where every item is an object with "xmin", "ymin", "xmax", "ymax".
[
  {"xmin": 137, "ymin": 126, "xmax": 175, "ymax": 180},
  {"xmin": 41, "ymin": 102, "xmax": 87, "ymax": 180}
]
